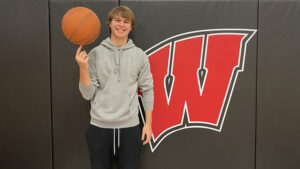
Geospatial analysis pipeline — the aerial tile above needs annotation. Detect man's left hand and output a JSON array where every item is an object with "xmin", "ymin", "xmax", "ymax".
[{"xmin": 141, "ymin": 123, "xmax": 152, "ymax": 145}]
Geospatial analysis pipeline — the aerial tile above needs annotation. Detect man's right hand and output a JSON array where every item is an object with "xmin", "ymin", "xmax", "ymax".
[{"xmin": 75, "ymin": 45, "xmax": 89, "ymax": 70}]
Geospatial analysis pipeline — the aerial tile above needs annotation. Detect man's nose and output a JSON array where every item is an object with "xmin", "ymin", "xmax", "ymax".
[{"xmin": 119, "ymin": 21, "xmax": 124, "ymax": 27}]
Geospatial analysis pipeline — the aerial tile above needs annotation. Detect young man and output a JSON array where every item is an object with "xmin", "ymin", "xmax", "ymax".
[{"xmin": 75, "ymin": 6, "xmax": 153, "ymax": 169}]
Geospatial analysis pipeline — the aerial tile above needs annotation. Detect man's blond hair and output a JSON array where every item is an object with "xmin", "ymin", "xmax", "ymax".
[{"xmin": 107, "ymin": 6, "xmax": 136, "ymax": 29}]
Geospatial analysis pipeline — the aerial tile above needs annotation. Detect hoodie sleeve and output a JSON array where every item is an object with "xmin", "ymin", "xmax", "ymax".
[
  {"xmin": 79, "ymin": 49, "xmax": 100, "ymax": 100},
  {"xmin": 137, "ymin": 52, "xmax": 154, "ymax": 111}
]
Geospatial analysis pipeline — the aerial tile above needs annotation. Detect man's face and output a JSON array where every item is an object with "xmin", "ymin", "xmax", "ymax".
[{"xmin": 109, "ymin": 15, "xmax": 132, "ymax": 40}]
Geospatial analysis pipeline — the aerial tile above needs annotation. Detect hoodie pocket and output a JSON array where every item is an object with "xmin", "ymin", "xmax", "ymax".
[{"xmin": 92, "ymin": 89, "xmax": 131, "ymax": 123}]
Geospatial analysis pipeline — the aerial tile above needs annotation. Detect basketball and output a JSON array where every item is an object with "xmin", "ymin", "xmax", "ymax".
[{"xmin": 62, "ymin": 7, "xmax": 101, "ymax": 45}]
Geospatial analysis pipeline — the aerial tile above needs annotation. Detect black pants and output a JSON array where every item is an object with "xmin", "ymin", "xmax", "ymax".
[{"xmin": 85, "ymin": 124, "xmax": 142, "ymax": 169}]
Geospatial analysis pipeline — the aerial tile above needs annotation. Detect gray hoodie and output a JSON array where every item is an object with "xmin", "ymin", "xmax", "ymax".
[{"xmin": 79, "ymin": 37, "xmax": 154, "ymax": 128}]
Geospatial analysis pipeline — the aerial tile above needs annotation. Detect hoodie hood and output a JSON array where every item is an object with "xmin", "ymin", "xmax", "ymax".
[{"xmin": 100, "ymin": 37, "xmax": 135, "ymax": 51}]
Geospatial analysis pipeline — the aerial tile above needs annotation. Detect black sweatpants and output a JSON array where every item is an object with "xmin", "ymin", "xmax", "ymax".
[{"xmin": 85, "ymin": 124, "xmax": 142, "ymax": 169}]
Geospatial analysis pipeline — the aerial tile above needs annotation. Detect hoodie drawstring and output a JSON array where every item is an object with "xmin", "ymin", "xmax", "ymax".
[{"xmin": 114, "ymin": 49, "xmax": 121, "ymax": 82}]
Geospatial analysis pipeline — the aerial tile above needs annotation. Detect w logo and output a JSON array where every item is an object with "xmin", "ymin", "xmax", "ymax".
[{"xmin": 138, "ymin": 29, "xmax": 256, "ymax": 152}]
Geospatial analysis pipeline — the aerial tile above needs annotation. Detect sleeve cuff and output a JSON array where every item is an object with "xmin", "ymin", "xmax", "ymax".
[
  {"xmin": 79, "ymin": 82, "xmax": 95, "ymax": 100},
  {"xmin": 143, "ymin": 102, "xmax": 153, "ymax": 111}
]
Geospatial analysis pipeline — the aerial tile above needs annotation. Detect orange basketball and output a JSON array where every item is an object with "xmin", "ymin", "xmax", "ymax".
[{"xmin": 62, "ymin": 7, "xmax": 101, "ymax": 45}]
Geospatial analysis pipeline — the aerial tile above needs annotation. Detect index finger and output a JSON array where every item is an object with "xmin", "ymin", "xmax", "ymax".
[
  {"xmin": 76, "ymin": 45, "xmax": 83, "ymax": 56},
  {"xmin": 146, "ymin": 134, "xmax": 151, "ymax": 144}
]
